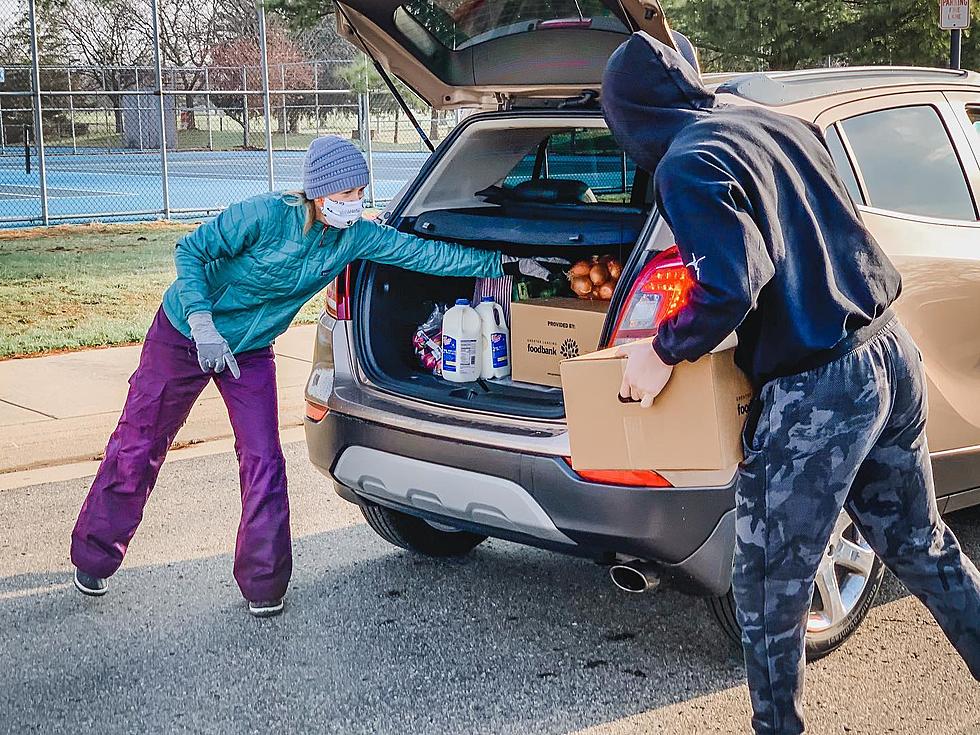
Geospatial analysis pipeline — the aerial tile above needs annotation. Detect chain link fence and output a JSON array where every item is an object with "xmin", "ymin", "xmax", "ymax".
[{"xmin": 0, "ymin": 0, "xmax": 457, "ymax": 226}]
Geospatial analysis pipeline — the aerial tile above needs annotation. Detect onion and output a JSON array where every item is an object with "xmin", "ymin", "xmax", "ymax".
[
  {"xmin": 589, "ymin": 263, "xmax": 610, "ymax": 285},
  {"xmin": 598, "ymin": 282, "xmax": 615, "ymax": 300},
  {"xmin": 571, "ymin": 275, "xmax": 593, "ymax": 298},
  {"xmin": 607, "ymin": 259, "xmax": 622, "ymax": 280},
  {"xmin": 569, "ymin": 260, "xmax": 591, "ymax": 278}
]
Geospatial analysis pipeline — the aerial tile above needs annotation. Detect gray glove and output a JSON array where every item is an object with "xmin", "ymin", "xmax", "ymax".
[
  {"xmin": 501, "ymin": 254, "xmax": 569, "ymax": 281},
  {"xmin": 187, "ymin": 311, "xmax": 240, "ymax": 379}
]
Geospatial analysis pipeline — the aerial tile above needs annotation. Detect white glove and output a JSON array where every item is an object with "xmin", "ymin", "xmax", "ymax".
[
  {"xmin": 501, "ymin": 254, "xmax": 569, "ymax": 281},
  {"xmin": 187, "ymin": 311, "xmax": 240, "ymax": 379}
]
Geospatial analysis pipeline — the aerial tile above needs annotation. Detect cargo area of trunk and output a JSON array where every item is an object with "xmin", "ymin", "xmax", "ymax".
[
  {"xmin": 352, "ymin": 209, "xmax": 644, "ymax": 419},
  {"xmin": 350, "ymin": 114, "xmax": 655, "ymax": 419}
]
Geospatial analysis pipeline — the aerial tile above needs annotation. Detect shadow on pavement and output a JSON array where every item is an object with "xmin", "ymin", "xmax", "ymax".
[
  {"xmin": 0, "ymin": 522, "xmax": 747, "ymax": 735},
  {"xmin": 1, "ymin": 485, "xmax": 976, "ymax": 734}
]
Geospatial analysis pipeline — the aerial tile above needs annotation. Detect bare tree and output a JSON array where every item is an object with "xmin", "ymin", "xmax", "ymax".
[
  {"xmin": 128, "ymin": 0, "xmax": 224, "ymax": 129},
  {"xmin": 208, "ymin": 22, "xmax": 313, "ymax": 144},
  {"xmin": 39, "ymin": 0, "xmax": 152, "ymax": 132}
]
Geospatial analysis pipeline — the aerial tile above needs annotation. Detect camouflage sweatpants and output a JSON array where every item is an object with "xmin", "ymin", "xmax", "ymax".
[{"xmin": 733, "ymin": 317, "xmax": 980, "ymax": 734}]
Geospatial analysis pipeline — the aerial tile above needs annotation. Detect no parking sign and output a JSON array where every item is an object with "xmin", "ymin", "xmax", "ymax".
[{"xmin": 940, "ymin": 0, "xmax": 971, "ymax": 29}]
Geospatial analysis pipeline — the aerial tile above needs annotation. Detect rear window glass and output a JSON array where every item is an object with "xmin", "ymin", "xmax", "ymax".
[
  {"xmin": 502, "ymin": 128, "xmax": 637, "ymax": 204},
  {"xmin": 841, "ymin": 105, "xmax": 976, "ymax": 221},
  {"xmin": 968, "ymin": 107, "xmax": 980, "ymax": 138},
  {"xmin": 824, "ymin": 125, "xmax": 864, "ymax": 204},
  {"xmin": 399, "ymin": 0, "xmax": 627, "ymax": 51}
]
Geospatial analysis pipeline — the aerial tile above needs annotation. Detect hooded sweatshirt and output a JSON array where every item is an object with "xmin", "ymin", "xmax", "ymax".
[{"xmin": 602, "ymin": 33, "xmax": 902, "ymax": 386}]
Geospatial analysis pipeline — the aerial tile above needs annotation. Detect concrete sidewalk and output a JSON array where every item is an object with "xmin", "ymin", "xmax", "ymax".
[{"xmin": 0, "ymin": 324, "xmax": 317, "ymax": 475}]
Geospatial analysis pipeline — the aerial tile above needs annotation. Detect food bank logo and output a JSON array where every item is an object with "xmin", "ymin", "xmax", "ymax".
[
  {"xmin": 560, "ymin": 339, "xmax": 580, "ymax": 359},
  {"xmin": 528, "ymin": 343, "xmax": 558, "ymax": 355}
]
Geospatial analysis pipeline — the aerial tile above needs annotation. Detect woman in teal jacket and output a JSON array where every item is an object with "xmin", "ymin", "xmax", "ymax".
[{"xmin": 70, "ymin": 135, "xmax": 555, "ymax": 617}]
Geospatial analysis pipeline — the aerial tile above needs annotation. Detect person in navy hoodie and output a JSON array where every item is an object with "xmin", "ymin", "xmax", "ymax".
[{"xmin": 601, "ymin": 31, "xmax": 980, "ymax": 734}]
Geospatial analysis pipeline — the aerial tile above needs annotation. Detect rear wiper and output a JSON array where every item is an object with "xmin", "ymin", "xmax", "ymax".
[{"xmin": 334, "ymin": 1, "xmax": 435, "ymax": 153}]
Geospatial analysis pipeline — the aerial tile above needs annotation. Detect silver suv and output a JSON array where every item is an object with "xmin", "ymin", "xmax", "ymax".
[{"xmin": 305, "ymin": 0, "xmax": 980, "ymax": 659}]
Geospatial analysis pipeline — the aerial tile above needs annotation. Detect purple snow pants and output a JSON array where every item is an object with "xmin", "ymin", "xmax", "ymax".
[{"xmin": 70, "ymin": 308, "xmax": 291, "ymax": 602}]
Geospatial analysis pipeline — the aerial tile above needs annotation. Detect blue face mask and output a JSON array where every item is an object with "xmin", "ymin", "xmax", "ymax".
[{"xmin": 320, "ymin": 196, "xmax": 364, "ymax": 229}]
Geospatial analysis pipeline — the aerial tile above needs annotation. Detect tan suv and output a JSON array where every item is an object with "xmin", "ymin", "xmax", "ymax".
[{"xmin": 305, "ymin": 0, "xmax": 980, "ymax": 659}]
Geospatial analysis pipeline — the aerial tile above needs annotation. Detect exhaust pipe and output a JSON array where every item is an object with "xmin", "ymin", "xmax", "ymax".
[{"xmin": 610, "ymin": 560, "xmax": 661, "ymax": 593}]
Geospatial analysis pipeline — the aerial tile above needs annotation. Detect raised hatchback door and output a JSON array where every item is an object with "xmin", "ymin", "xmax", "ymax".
[{"xmin": 334, "ymin": 0, "xmax": 676, "ymax": 110}]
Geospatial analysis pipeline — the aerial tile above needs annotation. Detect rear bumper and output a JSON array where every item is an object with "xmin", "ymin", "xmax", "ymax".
[{"xmin": 305, "ymin": 409, "xmax": 737, "ymax": 596}]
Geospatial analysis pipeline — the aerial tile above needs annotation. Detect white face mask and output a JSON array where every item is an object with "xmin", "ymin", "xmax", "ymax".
[{"xmin": 320, "ymin": 196, "xmax": 364, "ymax": 229}]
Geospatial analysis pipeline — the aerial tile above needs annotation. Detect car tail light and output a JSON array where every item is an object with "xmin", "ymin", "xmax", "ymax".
[
  {"xmin": 324, "ymin": 265, "xmax": 352, "ymax": 320},
  {"xmin": 305, "ymin": 400, "xmax": 329, "ymax": 422},
  {"xmin": 609, "ymin": 246, "xmax": 693, "ymax": 346},
  {"xmin": 563, "ymin": 458, "xmax": 672, "ymax": 488}
]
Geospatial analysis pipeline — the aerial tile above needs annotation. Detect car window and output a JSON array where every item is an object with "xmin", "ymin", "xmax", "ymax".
[
  {"xmin": 823, "ymin": 125, "xmax": 864, "ymax": 204},
  {"xmin": 968, "ymin": 107, "xmax": 980, "ymax": 139},
  {"xmin": 399, "ymin": 0, "xmax": 626, "ymax": 51},
  {"xmin": 502, "ymin": 128, "xmax": 638, "ymax": 204},
  {"xmin": 840, "ymin": 105, "xmax": 976, "ymax": 221}
]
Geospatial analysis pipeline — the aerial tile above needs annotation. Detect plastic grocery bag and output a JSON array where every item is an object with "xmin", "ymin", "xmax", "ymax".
[{"xmin": 413, "ymin": 304, "xmax": 447, "ymax": 376}]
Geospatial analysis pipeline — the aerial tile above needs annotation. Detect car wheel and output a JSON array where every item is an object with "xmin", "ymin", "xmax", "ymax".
[
  {"xmin": 360, "ymin": 501, "xmax": 487, "ymax": 557},
  {"xmin": 708, "ymin": 511, "xmax": 885, "ymax": 661}
]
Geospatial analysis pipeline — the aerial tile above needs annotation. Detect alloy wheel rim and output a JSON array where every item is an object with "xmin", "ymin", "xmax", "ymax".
[{"xmin": 807, "ymin": 513, "xmax": 877, "ymax": 634}]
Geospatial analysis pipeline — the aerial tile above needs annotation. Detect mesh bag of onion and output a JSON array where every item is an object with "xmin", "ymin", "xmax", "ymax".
[{"xmin": 567, "ymin": 255, "xmax": 622, "ymax": 301}]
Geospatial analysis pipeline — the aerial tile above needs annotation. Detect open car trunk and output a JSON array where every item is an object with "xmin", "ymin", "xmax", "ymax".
[
  {"xmin": 355, "ymin": 236, "xmax": 632, "ymax": 418},
  {"xmin": 352, "ymin": 113, "xmax": 653, "ymax": 419}
]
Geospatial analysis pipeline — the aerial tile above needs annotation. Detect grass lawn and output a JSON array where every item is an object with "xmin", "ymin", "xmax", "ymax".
[{"xmin": 0, "ymin": 222, "xmax": 324, "ymax": 359}]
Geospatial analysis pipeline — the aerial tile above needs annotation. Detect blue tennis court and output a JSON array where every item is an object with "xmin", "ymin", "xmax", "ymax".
[{"xmin": 0, "ymin": 148, "xmax": 430, "ymax": 225}]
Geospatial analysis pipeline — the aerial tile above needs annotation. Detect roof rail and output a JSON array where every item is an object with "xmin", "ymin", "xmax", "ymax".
[{"xmin": 715, "ymin": 67, "xmax": 978, "ymax": 106}]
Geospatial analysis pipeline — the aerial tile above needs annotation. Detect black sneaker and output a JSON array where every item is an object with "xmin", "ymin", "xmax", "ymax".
[
  {"xmin": 73, "ymin": 568, "xmax": 108, "ymax": 597},
  {"xmin": 248, "ymin": 598, "xmax": 285, "ymax": 618}
]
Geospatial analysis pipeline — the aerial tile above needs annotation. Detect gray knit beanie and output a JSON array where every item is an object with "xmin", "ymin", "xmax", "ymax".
[{"xmin": 303, "ymin": 135, "xmax": 370, "ymax": 199}]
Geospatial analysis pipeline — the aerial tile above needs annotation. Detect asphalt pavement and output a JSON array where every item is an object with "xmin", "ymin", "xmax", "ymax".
[{"xmin": 1, "ymin": 439, "xmax": 978, "ymax": 734}]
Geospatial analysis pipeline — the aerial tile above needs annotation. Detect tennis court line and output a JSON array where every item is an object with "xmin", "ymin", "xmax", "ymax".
[{"xmin": 0, "ymin": 184, "xmax": 133, "ymax": 200}]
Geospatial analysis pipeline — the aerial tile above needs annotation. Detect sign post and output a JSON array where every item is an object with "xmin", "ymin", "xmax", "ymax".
[{"xmin": 940, "ymin": 0, "xmax": 971, "ymax": 69}]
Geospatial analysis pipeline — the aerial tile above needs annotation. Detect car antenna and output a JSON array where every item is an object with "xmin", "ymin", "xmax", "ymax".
[{"xmin": 334, "ymin": 1, "xmax": 435, "ymax": 153}]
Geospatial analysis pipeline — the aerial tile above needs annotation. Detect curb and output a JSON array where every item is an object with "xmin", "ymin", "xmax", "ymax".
[{"xmin": 0, "ymin": 426, "xmax": 307, "ymax": 492}]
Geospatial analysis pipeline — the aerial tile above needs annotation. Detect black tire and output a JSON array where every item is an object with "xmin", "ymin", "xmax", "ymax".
[
  {"xmin": 708, "ymin": 517, "xmax": 886, "ymax": 661},
  {"xmin": 360, "ymin": 502, "xmax": 487, "ymax": 557}
]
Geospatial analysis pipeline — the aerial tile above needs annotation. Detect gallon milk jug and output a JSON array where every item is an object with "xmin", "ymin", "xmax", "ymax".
[
  {"xmin": 441, "ymin": 299, "xmax": 482, "ymax": 383},
  {"xmin": 476, "ymin": 297, "xmax": 511, "ymax": 380}
]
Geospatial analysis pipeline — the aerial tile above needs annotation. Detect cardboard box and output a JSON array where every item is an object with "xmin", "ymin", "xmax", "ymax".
[
  {"xmin": 560, "ymin": 338, "xmax": 753, "ymax": 471},
  {"xmin": 510, "ymin": 298, "xmax": 609, "ymax": 387}
]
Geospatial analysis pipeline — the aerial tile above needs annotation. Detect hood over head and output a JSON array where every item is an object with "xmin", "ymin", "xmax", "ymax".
[{"xmin": 602, "ymin": 32, "xmax": 716, "ymax": 174}]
